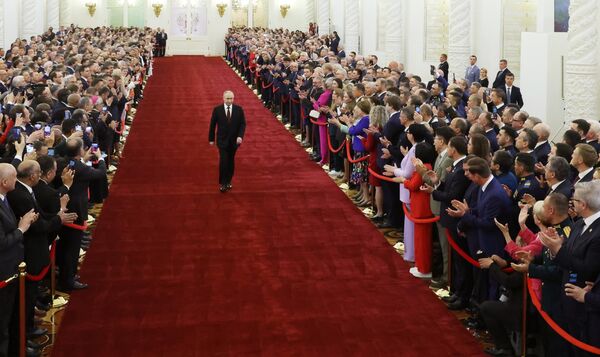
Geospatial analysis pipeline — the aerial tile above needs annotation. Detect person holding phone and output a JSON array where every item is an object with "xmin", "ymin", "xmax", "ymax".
[{"xmin": 209, "ymin": 90, "xmax": 246, "ymax": 193}]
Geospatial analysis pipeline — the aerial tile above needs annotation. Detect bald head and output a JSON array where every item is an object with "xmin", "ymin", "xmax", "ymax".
[
  {"xmin": 0, "ymin": 163, "xmax": 17, "ymax": 194},
  {"xmin": 17, "ymin": 160, "xmax": 41, "ymax": 185}
]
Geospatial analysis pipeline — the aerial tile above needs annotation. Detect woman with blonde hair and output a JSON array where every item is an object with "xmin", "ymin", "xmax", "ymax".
[{"xmin": 362, "ymin": 105, "xmax": 388, "ymax": 219}]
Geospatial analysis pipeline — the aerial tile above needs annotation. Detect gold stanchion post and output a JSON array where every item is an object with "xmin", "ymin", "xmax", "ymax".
[{"xmin": 18, "ymin": 262, "xmax": 26, "ymax": 357}]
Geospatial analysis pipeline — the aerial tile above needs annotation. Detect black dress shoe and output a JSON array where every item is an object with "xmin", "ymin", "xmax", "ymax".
[
  {"xmin": 72, "ymin": 281, "xmax": 88, "ymax": 290},
  {"xmin": 376, "ymin": 220, "xmax": 394, "ymax": 229},
  {"xmin": 219, "ymin": 185, "xmax": 227, "ymax": 193},
  {"xmin": 27, "ymin": 327, "xmax": 47, "ymax": 338},
  {"xmin": 442, "ymin": 294, "xmax": 458, "ymax": 303},
  {"xmin": 484, "ymin": 347, "xmax": 514, "ymax": 356},
  {"xmin": 35, "ymin": 301, "xmax": 50, "ymax": 311},
  {"xmin": 466, "ymin": 318, "xmax": 486, "ymax": 330},
  {"xmin": 26, "ymin": 346, "xmax": 40, "ymax": 357},
  {"xmin": 447, "ymin": 299, "xmax": 468, "ymax": 310},
  {"xmin": 27, "ymin": 339, "xmax": 41, "ymax": 349},
  {"xmin": 226, "ymin": 183, "xmax": 232, "ymax": 190},
  {"xmin": 429, "ymin": 279, "xmax": 448, "ymax": 289},
  {"xmin": 369, "ymin": 216, "xmax": 384, "ymax": 223}
]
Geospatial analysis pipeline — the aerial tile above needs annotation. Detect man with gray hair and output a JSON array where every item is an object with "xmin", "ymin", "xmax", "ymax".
[
  {"xmin": 533, "ymin": 122, "xmax": 551, "ymax": 166},
  {"xmin": 584, "ymin": 119, "xmax": 600, "ymax": 153},
  {"xmin": 540, "ymin": 180, "xmax": 600, "ymax": 348}
]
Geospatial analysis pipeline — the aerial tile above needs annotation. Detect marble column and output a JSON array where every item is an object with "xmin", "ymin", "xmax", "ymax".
[
  {"xmin": 448, "ymin": 0, "xmax": 472, "ymax": 79},
  {"xmin": 47, "ymin": 0, "xmax": 60, "ymax": 29},
  {"xmin": 305, "ymin": 0, "xmax": 315, "ymax": 24},
  {"xmin": 565, "ymin": 0, "xmax": 600, "ymax": 120},
  {"xmin": 316, "ymin": 0, "xmax": 330, "ymax": 34},
  {"xmin": 343, "ymin": 0, "xmax": 358, "ymax": 53},
  {"xmin": 385, "ymin": 0, "xmax": 404, "ymax": 63},
  {"xmin": 21, "ymin": 0, "xmax": 45, "ymax": 39},
  {"xmin": 0, "ymin": 0, "xmax": 4, "ymax": 49},
  {"xmin": 59, "ymin": 0, "xmax": 72, "ymax": 27}
]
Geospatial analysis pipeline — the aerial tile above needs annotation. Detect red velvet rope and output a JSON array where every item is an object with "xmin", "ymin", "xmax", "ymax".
[
  {"xmin": 262, "ymin": 81, "xmax": 273, "ymax": 89},
  {"xmin": 327, "ymin": 134, "xmax": 346, "ymax": 153},
  {"xmin": 0, "ymin": 275, "xmax": 16, "ymax": 289},
  {"xmin": 64, "ymin": 222, "xmax": 88, "ymax": 231},
  {"xmin": 345, "ymin": 140, "xmax": 370, "ymax": 163},
  {"xmin": 402, "ymin": 202, "xmax": 440, "ymax": 224},
  {"xmin": 25, "ymin": 241, "xmax": 56, "ymax": 282},
  {"xmin": 309, "ymin": 117, "xmax": 328, "ymax": 126},
  {"xmin": 368, "ymin": 167, "xmax": 397, "ymax": 183},
  {"xmin": 527, "ymin": 277, "xmax": 600, "ymax": 355},
  {"xmin": 444, "ymin": 228, "xmax": 514, "ymax": 272},
  {"xmin": 114, "ymin": 103, "xmax": 129, "ymax": 135}
]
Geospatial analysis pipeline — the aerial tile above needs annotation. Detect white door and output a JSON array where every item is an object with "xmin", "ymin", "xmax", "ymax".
[{"xmin": 168, "ymin": 0, "xmax": 209, "ymax": 55}]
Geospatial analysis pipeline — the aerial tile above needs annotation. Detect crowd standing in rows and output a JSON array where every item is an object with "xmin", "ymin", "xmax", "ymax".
[
  {"xmin": 0, "ymin": 25, "xmax": 154, "ymax": 357},
  {"xmin": 226, "ymin": 27, "xmax": 600, "ymax": 357}
]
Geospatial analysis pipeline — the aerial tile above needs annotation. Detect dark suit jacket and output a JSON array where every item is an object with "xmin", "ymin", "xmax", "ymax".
[
  {"xmin": 555, "ymin": 218, "xmax": 600, "ymax": 329},
  {"xmin": 66, "ymin": 160, "xmax": 107, "ymax": 225},
  {"xmin": 586, "ymin": 140, "xmax": 600, "ymax": 154},
  {"xmin": 533, "ymin": 141, "xmax": 551, "ymax": 166},
  {"xmin": 209, "ymin": 104, "xmax": 246, "ymax": 149},
  {"xmin": 374, "ymin": 112, "xmax": 404, "ymax": 170},
  {"xmin": 432, "ymin": 158, "xmax": 471, "ymax": 229},
  {"xmin": 505, "ymin": 86, "xmax": 524, "ymax": 108},
  {"xmin": 33, "ymin": 180, "xmax": 68, "ymax": 243},
  {"xmin": 549, "ymin": 180, "xmax": 573, "ymax": 199},
  {"xmin": 493, "ymin": 68, "xmax": 512, "ymax": 88},
  {"xmin": 7, "ymin": 182, "xmax": 61, "ymax": 274},
  {"xmin": 485, "ymin": 129, "xmax": 499, "ymax": 152},
  {"xmin": 583, "ymin": 273, "xmax": 600, "ymax": 347},
  {"xmin": 438, "ymin": 61, "xmax": 449, "ymax": 80},
  {"xmin": 0, "ymin": 195, "xmax": 23, "ymax": 280},
  {"xmin": 575, "ymin": 169, "xmax": 595, "ymax": 184},
  {"xmin": 460, "ymin": 178, "xmax": 512, "ymax": 256}
]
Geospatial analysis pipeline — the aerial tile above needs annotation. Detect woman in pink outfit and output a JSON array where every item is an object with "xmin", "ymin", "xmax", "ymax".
[{"xmin": 313, "ymin": 78, "xmax": 335, "ymax": 165}]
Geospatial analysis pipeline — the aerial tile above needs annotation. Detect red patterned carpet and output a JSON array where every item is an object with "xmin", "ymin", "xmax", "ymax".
[{"xmin": 51, "ymin": 56, "xmax": 484, "ymax": 356}]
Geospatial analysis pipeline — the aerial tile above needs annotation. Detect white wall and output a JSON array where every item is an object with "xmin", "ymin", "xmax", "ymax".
[
  {"xmin": 405, "ymin": 0, "xmax": 427, "ymax": 80},
  {"xmin": 3, "ymin": 0, "xmax": 19, "ymax": 49},
  {"xmin": 268, "ymin": 0, "xmax": 307, "ymax": 31},
  {"xmin": 472, "ymin": 0, "xmax": 503, "ymax": 83},
  {"xmin": 71, "ymin": 0, "xmax": 108, "ymax": 28},
  {"xmin": 520, "ymin": 32, "xmax": 568, "ymax": 133}
]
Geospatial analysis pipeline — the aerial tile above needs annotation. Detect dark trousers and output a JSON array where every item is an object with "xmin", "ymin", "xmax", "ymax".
[
  {"xmin": 0, "ymin": 282, "xmax": 17, "ymax": 357},
  {"xmin": 381, "ymin": 180, "xmax": 402, "ymax": 227},
  {"xmin": 57, "ymin": 227, "xmax": 83, "ymax": 290},
  {"xmin": 480, "ymin": 300, "xmax": 521, "ymax": 351},
  {"xmin": 7, "ymin": 279, "xmax": 38, "ymax": 354},
  {"xmin": 218, "ymin": 146, "xmax": 238, "ymax": 185},
  {"xmin": 449, "ymin": 228, "xmax": 473, "ymax": 301},
  {"xmin": 159, "ymin": 44, "xmax": 166, "ymax": 56}
]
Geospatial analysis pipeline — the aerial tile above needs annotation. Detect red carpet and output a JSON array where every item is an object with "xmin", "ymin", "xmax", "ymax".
[{"xmin": 52, "ymin": 56, "xmax": 484, "ymax": 356}]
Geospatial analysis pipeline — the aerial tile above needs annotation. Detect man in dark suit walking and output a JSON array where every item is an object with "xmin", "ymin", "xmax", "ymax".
[
  {"xmin": 438, "ymin": 53, "xmax": 449, "ymax": 81},
  {"xmin": 0, "ymin": 163, "xmax": 37, "ymax": 357},
  {"xmin": 209, "ymin": 90, "xmax": 246, "ymax": 193},
  {"xmin": 492, "ymin": 59, "xmax": 512, "ymax": 88}
]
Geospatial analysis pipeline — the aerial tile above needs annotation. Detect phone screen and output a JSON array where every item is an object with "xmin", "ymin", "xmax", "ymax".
[
  {"xmin": 26, "ymin": 144, "xmax": 34, "ymax": 154},
  {"xmin": 44, "ymin": 126, "xmax": 51, "ymax": 136},
  {"xmin": 68, "ymin": 160, "xmax": 76, "ymax": 169},
  {"xmin": 47, "ymin": 148, "xmax": 55, "ymax": 156}
]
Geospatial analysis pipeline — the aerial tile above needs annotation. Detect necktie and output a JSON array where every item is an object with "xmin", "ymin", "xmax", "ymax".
[
  {"xmin": 507, "ymin": 87, "xmax": 511, "ymax": 103},
  {"xmin": 226, "ymin": 106, "xmax": 231, "ymax": 121},
  {"xmin": 2, "ymin": 197, "xmax": 14, "ymax": 218}
]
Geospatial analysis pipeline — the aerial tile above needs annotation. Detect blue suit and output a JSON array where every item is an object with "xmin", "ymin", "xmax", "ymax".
[
  {"xmin": 465, "ymin": 65, "xmax": 480, "ymax": 86},
  {"xmin": 459, "ymin": 177, "xmax": 512, "ymax": 299}
]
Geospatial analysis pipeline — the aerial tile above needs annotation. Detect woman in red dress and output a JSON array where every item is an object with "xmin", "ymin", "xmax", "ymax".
[{"xmin": 394, "ymin": 140, "xmax": 437, "ymax": 278}]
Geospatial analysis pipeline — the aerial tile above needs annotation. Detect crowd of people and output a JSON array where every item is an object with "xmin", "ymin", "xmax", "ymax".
[
  {"xmin": 0, "ymin": 25, "xmax": 154, "ymax": 357},
  {"xmin": 226, "ymin": 27, "xmax": 600, "ymax": 357}
]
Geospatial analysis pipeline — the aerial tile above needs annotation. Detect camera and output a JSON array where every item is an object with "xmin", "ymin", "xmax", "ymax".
[
  {"xmin": 68, "ymin": 159, "xmax": 76, "ymax": 169},
  {"xmin": 10, "ymin": 128, "xmax": 21, "ymax": 142},
  {"xmin": 430, "ymin": 65, "xmax": 436, "ymax": 76},
  {"xmin": 475, "ymin": 250, "xmax": 486, "ymax": 259},
  {"xmin": 44, "ymin": 126, "xmax": 51, "ymax": 137},
  {"xmin": 91, "ymin": 143, "xmax": 98, "ymax": 152}
]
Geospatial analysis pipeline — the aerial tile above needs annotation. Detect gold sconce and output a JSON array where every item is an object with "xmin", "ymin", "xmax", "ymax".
[
  {"xmin": 85, "ymin": 2, "xmax": 97, "ymax": 17},
  {"xmin": 152, "ymin": 3, "xmax": 163, "ymax": 17},
  {"xmin": 280, "ymin": 4, "xmax": 290, "ymax": 18},
  {"xmin": 216, "ymin": 3, "xmax": 227, "ymax": 17}
]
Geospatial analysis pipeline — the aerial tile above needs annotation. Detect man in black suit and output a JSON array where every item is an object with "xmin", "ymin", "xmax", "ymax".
[
  {"xmin": 492, "ymin": 59, "xmax": 512, "ymax": 88},
  {"xmin": 157, "ymin": 29, "xmax": 168, "ymax": 57},
  {"xmin": 438, "ymin": 53, "xmax": 449, "ymax": 81},
  {"xmin": 541, "ymin": 180, "xmax": 600, "ymax": 352},
  {"xmin": 7, "ymin": 160, "xmax": 76, "ymax": 342},
  {"xmin": 0, "ymin": 163, "xmax": 37, "ymax": 357},
  {"xmin": 57, "ymin": 138, "xmax": 107, "ymax": 291},
  {"xmin": 544, "ymin": 156, "xmax": 573, "ymax": 199},
  {"xmin": 422, "ymin": 136, "xmax": 471, "ymax": 308},
  {"xmin": 209, "ymin": 90, "xmax": 246, "ymax": 192},
  {"xmin": 504, "ymin": 73, "xmax": 523, "ymax": 108}
]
